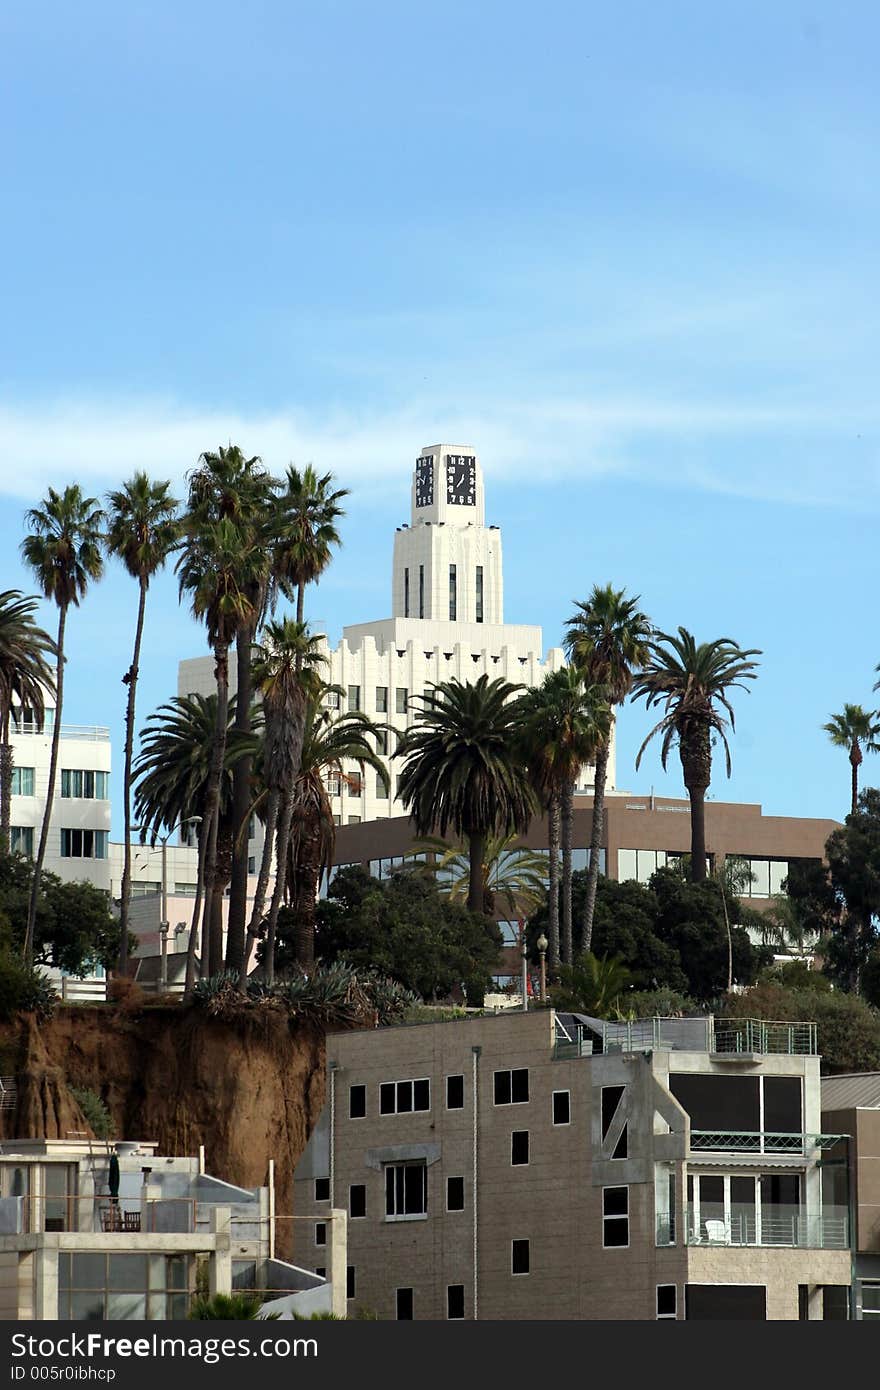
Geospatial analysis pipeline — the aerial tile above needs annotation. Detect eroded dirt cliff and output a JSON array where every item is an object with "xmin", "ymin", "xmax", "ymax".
[{"xmin": 0, "ymin": 1006, "xmax": 327, "ymax": 1219}]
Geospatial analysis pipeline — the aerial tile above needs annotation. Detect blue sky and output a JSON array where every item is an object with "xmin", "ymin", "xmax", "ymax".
[{"xmin": 1, "ymin": 1, "xmax": 878, "ymax": 834}]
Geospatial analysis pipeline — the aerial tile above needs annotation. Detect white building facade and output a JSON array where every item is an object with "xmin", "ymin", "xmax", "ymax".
[
  {"xmin": 179, "ymin": 443, "xmax": 615, "ymax": 827},
  {"xmin": 10, "ymin": 696, "xmax": 111, "ymax": 892}
]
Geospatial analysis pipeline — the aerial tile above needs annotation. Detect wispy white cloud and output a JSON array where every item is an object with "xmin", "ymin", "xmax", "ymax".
[{"xmin": 0, "ymin": 391, "xmax": 876, "ymax": 510}]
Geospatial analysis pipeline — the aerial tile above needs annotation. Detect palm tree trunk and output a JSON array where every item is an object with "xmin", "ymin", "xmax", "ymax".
[
  {"xmin": 296, "ymin": 582, "xmax": 305, "ymax": 627},
  {"xmin": 292, "ymin": 815, "xmax": 322, "ymax": 970},
  {"xmin": 0, "ymin": 703, "xmax": 12, "ymax": 857},
  {"xmin": 467, "ymin": 831, "xmax": 486, "ymax": 915},
  {"xmin": 561, "ymin": 779, "xmax": 573, "ymax": 964},
  {"xmin": 118, "ymin": 577, "xmax": 148, "ymax": 976},
  {"xmin": 184, "ymin": 819, "xmax": 210, "ymax": 998},
  {"xmin": 547, "ymin": 794, "xmax": 560, "ymax": 970},
  {"xmin": 850, "ymin": 743, "xmax": 861, "ymax": 817},
  {"xmin": 688, "ymin": 785, "xmax": 708, "ymax": 882},
  {"xmin": 226, "ymin": 621, "xmax": 256, "ymax": 973},
  {"xmin": 265, "ymin": 791, "xmax": 295, "ymax": 985},
  {"xmin": 24, "ymin": 605, "xmax": 67, "ymax": 966},
  {"xmin": 582, "ymin": 739, "xmax": 609, "ymax": 955},
  {"xmin": 199, "ymin": 638, "xmax": 230, "ymax": 978},
  {"xmin": 239, "ymin": 790, "xmax": 279, "ymax": 986}
]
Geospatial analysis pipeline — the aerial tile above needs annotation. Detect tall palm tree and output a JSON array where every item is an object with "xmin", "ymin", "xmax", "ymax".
[
  {"xmin": 105, "ymin": 473, "xmax": 180, "ymax": 974},
  {"xmin": 272, "ymin": 466, "xmax": 349, "ymax": 625},
  {"xmin": 284, "ymin": 689, "xmax": 389, "ymax": 971},
  {"xmin": 0, "ymin": 592, "xmax": 56, "ymax": 855},
  {"xmin": 533, "ymin": 668, "xmax": 611, "ymax": 964},
  {"xmin": 134, "ymin": 694, "xmax": 256, "ymax": 993},
  {"xmin": 631, "ymin": 628, "xmax": 760, "ymax": 882},
  {"xmin": 396, "ymin": 676, "xmax": 536, "ymax": 914},
  {"xmin": 186, "ymin": 445, "xmax": 277, "ymax": 975},
  {"xmin": 248, "ymin": 620, "xmax": 326, "ymax": 984},
  {"xmin": 565, "ymin": 585, "xmax": 653, "ymax": 952},
  {"xmin": 175, "ymin": 516, "xmax": 260, "ymax": 976},
  {"xmin": 517, "ymin": 679, "xmax": 563, "ymax": 970},
  {"xmin": 822, "ymin": 704, "xmax": 880, "ymax": 817},
  {"xmin": 20, "ymin": 486, "xmax": 105, "ymax": 964}
]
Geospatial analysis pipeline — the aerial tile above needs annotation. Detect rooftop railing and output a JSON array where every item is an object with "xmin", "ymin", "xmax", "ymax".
[
  {"xmin": 710, "ymin": 1018, "xmax": 818, "ymax": 1056},
  {"xmin": 13, "ymin": 722, "xmax": 109, "ymax": 742}
]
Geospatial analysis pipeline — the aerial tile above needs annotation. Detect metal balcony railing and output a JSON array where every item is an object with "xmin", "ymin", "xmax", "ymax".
[
  {"xmin": 689, "ymin": 1131, "xmax": 847, "ymax": 1156},
  {"xmin": 710, "ymin": 1018, "xmax": 818, "ymax": 1056},
  {"xmin": 12, "ymin": 722, "xmax": 110, "ymax": 742},
  {"xmin": 675, "ymin": 1204, "xmax": 849, "ymax": 1250}
]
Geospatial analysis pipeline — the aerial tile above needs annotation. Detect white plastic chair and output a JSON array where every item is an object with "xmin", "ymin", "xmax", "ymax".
[{"xmin": 704, "ymin": 1218, "xmax": 730, "ymax": 1244}]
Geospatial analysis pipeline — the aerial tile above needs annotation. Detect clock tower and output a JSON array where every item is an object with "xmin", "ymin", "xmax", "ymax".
[{"xmin": 392, "ymin": 445, "xmax": 502, "ymax": 625}]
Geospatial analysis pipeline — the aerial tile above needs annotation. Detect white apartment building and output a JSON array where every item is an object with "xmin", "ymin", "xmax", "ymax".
[
  {"xmin": 9, "ymin": 695, "xmax": 111, "ymax": 892},
  {"xmin": 179, "ymin": 443, "xmax": 614, "ymax": 828}
]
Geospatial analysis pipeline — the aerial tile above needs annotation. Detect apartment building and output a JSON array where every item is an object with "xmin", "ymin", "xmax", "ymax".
[
  {"xmin": 10, "ymin": 695, "xmax": 112, "ymax": 891},
  {"xmin": 822, "ymin": 1072, "xmax": 880, "ymax": 1320},
  {"xmin": 0, "ymin": 1138, "xmax": 344, "ymax": 1320},
  {"xmin": 292, "ymin": 1009, "xmax": 853, "ymax": 1320}
]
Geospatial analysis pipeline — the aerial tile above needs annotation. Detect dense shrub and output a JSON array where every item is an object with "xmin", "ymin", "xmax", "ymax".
[
  {"xmin": 0, "ymin": 952, "xmax": 57, "ymax": 1022},
  {"xmin": 69, "ymin": 1087, "xmax": 114, "ymax": 1140},
  {"xmin": 720, "ymin": 982, "xmax": 880, "ymax": 1073}
]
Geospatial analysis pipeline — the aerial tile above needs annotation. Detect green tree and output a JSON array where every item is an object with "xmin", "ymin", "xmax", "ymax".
[
  {"xmin": 0, "ymin": 591, "xmax": 55, "ymax": 854},
  {"xmin": 248, "ymin": 620, "xmax": 325, "ymax": 984},
  {"xmin": 105, "ymin": 473, "xmax": 180, "ymax": 975},
  {"xmin": 0, "ymin": 854, "xmax": 128, "ymax": 977},
  {"xmin": 823, "ymin": 704, "xmax": 880, "ymax": 818},
  {"xmin": 564, "ymin": 584, "xmax": 653, "ymax": 952},
  {"xmin": 631, "ymin": 628, "xmax": 760, "ymax": 882},
  {"xmin": 279, "ymin": 687, "xmax": 388, "ymax": 973},
  {"xmin": 311, "ymin": 866, "xmax": 502, "ymax": 1002},
  {"xmin": 185, "ymin": 445, "xmax": 277, "ymax": 975},
  {"xmin": 648, "ymin": 866, "xmax": 766, "ymax": 1000},
  {"xmin": 176, "ymin": 514, "xmax": 260, "ymax": 978},
  {"xmin": 821, "ymin": 788, "xmax": 880, "ymax": 991},
  {"xmin": 134, "ymin": 694, "xmax": 255, "ymax": 993},
  {"xmin": 720, "ymin": 981, "xmax": 880, "ymax": 1073},
  {"xmin": 396, "ymin": 676, "xmax": 536, "ymax": 915},
  {"xmin": 188, "ymin": 1292, "xmax": 279, "ymax": 1320},
  {"xmin": 20, "ymin": 486, "xmax": 105, "ymax": 964},
  {"xmin": 550, "ymin": 953, "xmax": 633, "ymax": 1017}
]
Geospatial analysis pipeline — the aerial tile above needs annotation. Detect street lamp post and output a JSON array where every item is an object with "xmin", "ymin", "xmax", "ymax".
[
  {"xmin": 520, "ymin": 921, "xmax": 528, "ymax": 1013},
  {"xmin": 537, "ymin": 934, "xmax": 548, "ymax": 1003}
]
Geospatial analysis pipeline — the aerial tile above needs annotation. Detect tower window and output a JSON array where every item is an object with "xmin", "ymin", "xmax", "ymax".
[
  {"xmin": 449, "ymin": 565, "xmax": 457, "ymax": 621},
  {"xmin": 404, "ymin": 568, "xmax": 410, "ymax": 618},
  {"xmin": 419, "ymin": 564, "xmax": 424, "ymax": 619},
  {"xmin": 475, "ymin": 566, "xmax": 484, "ymax": 623}
]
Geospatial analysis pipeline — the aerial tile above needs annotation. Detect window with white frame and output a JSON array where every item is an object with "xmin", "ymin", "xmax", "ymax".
[
  {"xmin": 380, "ymin": 1078, "xmax": 430, "ymax": 1114},
  {"xmin": 603, "ymin": 1186, "xmax": 629, "ymax": 1247},
  {"xmin": 11, "ymin": 826, "xmax": 33, "ymax": 857},
  {"xmin": 656, "ymin": 1285, "xmax": 677, "ymax": 1319},
  {"xmin": 11, "ymin": 767, "xmax": 34, "ymax": 796},
  {"xmin": 384, "ymin": 1162, "xmax": 427, "ymax": 1220},
  {"xmin": 375, "ymin": 686, "xmax": 388, "ymax": 713},
  {"xmin": 494, "ymin": 1069, "xmax": 529, "ymax": 1105}
]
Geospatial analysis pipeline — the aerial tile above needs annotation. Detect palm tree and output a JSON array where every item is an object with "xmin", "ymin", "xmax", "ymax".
[
  {"xmin": 565, "ymin": 585, "xmax": 653, "ymax": 952},
  {"xmin": 248, "ymin": 620, "xmax": 326, "ymax": 985},
  {"xmin": 822, "ymin": 704, "xmax": 880, "ymax": 817},
  {"xmin": 396, "ymin": 676, "xmax": 536, "ymax": 914},
  {"xmin": 404, "ymin": 832, "xmax": 548, "ymax": 919},
  {"xmin": 186, "ymin": 445, "xmax": 277, "ymax": 975},
  {"xmin": 549, "ymin": 952, "xmax": 632, "ymax": 1017},
  {"xmin": 522, "ymin": 669, "xmax": 611, "ymax": 964},
  {"xmin": 517, "ymin": 679, "xmax": 563, "ymax": 970},
  {"xmin": 105, "ymin": 473, "xmax": 180, "ymax": 974},
  {"xmin": 175, "ymin": 516, "xmax": 260, "ymax": 977},
  {"xmin": 282, "ymin": 688, "xmax": 389, "ymax": 971},
  {"xmin": 20, "ymin": 486, "xmax": 105, "ymax": 964},
  {"xmin": 133, "ymin": 694, "xmax": 255, "ymax": 993},
  {"xmin": 272, "ymin": 465, "xmax": 349, "ymax": 625},
  {"xmin": 0, "ymin": 592, "xmax": 56, "ymax": 855},
  {"xmin": 631, "ymin": 628, "xmax": 761, "ymax": 882}
]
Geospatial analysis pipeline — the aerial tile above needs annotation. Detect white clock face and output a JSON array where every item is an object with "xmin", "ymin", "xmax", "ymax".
[
  {"xmin": 446, "ymin": 454, "xmax": 476, "ymax": 506},
  {"xmin": 415, "ymin": 456, "xmax": 434, "ymax": 507}
]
